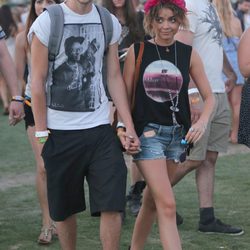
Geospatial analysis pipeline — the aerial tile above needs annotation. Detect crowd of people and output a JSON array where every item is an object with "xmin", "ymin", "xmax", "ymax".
[{"xmin": 0, "ymin": 0, "xmax": 250, "ymax": 249}]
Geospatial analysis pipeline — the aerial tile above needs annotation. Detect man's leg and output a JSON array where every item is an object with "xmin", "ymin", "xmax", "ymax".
[
  {"xmin": 196, "ymin": 151, "xmax": 244, "ymax": 235},
  {"xmin": 196, "ymin": 151, "xmax": 217, "ymax": 208},
  {"xmin": 56, "ymin": 215, "xmax": 77, "ymax": 250},
  {"xmin": 100, "ymin": 212, "xmax": 122, "ymax": 250}
]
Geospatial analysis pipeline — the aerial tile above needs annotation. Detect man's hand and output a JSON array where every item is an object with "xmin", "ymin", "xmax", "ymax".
[
  {"xmin": 225, "ymin": 77, "xmax": 236, "ymax": 93},
  {"xmin": 8, "ymin": 101, "xmax": 25, "ymax": 126}
]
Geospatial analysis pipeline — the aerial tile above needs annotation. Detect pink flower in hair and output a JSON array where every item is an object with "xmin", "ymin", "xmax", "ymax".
[{"xmin": 144, "ymin": 0, "xmax": 187, "ymax": 14}]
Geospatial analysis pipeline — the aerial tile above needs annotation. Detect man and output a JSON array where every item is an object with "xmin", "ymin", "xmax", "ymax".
[
  {"xmin": 28, "ymin": 1, "xmax": 140, "ymax": 249},
  {"xmin": 173, "ymin": 0, "xmax": 244, "ymax": 235},
  {"xmin": 0, "ymin": 26, "xmax": 24, "ymax": 125}
]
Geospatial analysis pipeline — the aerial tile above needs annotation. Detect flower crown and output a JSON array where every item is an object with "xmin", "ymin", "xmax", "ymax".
[{"xmin": 144, "ymin": 0, "xmax": 187, "ymax": 14}]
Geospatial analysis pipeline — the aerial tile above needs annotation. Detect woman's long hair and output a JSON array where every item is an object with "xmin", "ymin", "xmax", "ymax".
[
  {"xmin": 102, "ymin": 0, "xmax": 144, "ymax": 42},
  {"xmin": 0, "ymin": 5, "xmax": 18, "ymax": 39},
  {"xmin": 213, "ymin": 0, "xmax": 235, "ymax": 37},
  {"xmin": 25, "ymin": 0, "xmax": 61, "ymax": 44}
]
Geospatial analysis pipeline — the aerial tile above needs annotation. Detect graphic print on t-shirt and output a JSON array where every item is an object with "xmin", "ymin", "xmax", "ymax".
[
  {"xmin": 50, "ymin": 24, "xmax": 104, "ymax": 112},
  {"xmin": 143, "ymin": 60, "xmax": 183, "ymax": 103},
  {"xmin": 201, "ymin": 3, "xmax": 222, "ymax": 46}
]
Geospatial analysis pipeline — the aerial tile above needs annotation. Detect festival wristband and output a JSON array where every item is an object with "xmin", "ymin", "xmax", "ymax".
[
  {"xmin": 35, "ymin": 130, "xmax": 49, "ymax": 138},
  {"xmin": 116, "ymin": 121, "xmax": 125, "ymax": 129},
  {"xmin": 38, "ymin": 137, "xmax": 47, "ymax": 144},
  {"xmin": 12, "ymin": 95, "xmax": 24, "ymax": 101},
  {"xmin": 188, "ymin": 88, "xmax": 199, "ymax": 95},
  {"xmin": 11, "ymin": 99, "xmax": 24, "ymax": 103}
]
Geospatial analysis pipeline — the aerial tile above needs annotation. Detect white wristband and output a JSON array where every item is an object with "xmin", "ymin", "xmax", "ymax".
[
  {"xmin": 188, "ymin": 88, "xmax": 199, "ymax": 95},
  {"xmin": 116, "ymin": 121, "xmax": 125, "ymax": 128},
  {"xmin": 35, "ymin": 130, "xmax": 49, "ymax": 138}
]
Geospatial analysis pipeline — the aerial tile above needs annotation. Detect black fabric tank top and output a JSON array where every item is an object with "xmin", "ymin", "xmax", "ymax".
[{"xmin": 133, "ymin": 40, "xmax": 192, "ymax": 136}]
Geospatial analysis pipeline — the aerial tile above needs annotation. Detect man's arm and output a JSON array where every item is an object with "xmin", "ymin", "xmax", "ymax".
[
  {"xmin": 30, "ymin": 35, "xmax": 48, "ymax": 136},
  {"xmin": 0, "ymin": 39, "xmax": 24, "ymax": 125},
  {"xmin": 106, "ymin": 42, "xmax": 140, "ymax": 152}
]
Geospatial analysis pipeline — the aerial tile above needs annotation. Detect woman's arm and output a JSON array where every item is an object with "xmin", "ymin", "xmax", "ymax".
[{"xmin": 238, "ymin": 27, "xmax": 250, "ymax": 78}]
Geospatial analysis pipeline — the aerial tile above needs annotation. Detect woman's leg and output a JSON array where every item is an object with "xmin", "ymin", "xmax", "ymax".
[
  {"xmin": 131, "ymin": 159, "xmax": 182, "ymax": 250},
  {"xmin": 27, "ymin": 126, "xmax": 53, "ymax": 242}
]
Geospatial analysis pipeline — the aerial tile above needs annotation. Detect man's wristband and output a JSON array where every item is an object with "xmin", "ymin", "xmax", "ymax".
[
  {"xmin": 116, "ymin": 121, "xmax": 125, "ymax": 129},
  {"xmin": 35, "ymin": 130, "xmax": 49, "ymax": 138},
  {"xmin": 12, "ymin": 95, "xmax": 24, "ymax": 100},
  {"xmin": 188, "ymin": 88, "xmax": 199, "ymax": 95},
  {"xmin": 11, "ymin": 96, "xmax": 24, "ymax": 103},
  {"xmin": 38, "ymin": 137, "xmax": 47, "ymax": 144}
]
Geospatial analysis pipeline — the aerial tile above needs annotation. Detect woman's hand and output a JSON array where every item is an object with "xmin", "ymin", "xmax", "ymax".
[{"xmin": 185, "ymin": 121, "xmax": 207, "ymax": 144}]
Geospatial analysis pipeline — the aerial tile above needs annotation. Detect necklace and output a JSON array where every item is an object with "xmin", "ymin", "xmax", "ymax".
[{"xmin": 154, "ymin": 38, "xmax": 180, "ymax": 125}]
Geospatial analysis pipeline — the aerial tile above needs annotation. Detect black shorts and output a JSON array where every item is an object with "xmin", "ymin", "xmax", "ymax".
[
  {"xmin": 41, "ymin": 125, "xmax": 127, "ymax": 221},
  {"xmin": 23, "ymin": 99, "xmax": 34, "ymax": 129}
]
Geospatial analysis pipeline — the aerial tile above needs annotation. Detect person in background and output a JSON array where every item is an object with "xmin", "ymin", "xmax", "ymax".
[
  {"xmin": 0, "ymin": 25, "xmax": 24, "ymax": 125},
  {"xmin": 121, "ymin": 0, "xmax": 215, "ymax": 248},
  {"xmin": 15, "ymin": 0, "xmax": 61, "ymax": 245},
  {"xmin": 235, "ymin": 0, "xmax": 250, "ymax": 30},
  {"xmin": 0, "ymin": 5, "xmax": 19, "ymax": 115},
  {"xmin": 173, "ymin": 0, "xmax": 244, "ymax": 235},
  {"xmin": 102, "ymin": 0, "xmax": 146, "ymax": 217},
  {"xmin": 214, "ymin": 0, "xmax": 244, "ymax": 143},
  {"xmin": 238, "ymin": 27, "xmax": 250, "ymax": 147}
]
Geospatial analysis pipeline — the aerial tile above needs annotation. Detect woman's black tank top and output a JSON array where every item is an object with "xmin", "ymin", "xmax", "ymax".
[{"xmin": 133, "ymin": 40, "xmax": 192, "ymax": 136}]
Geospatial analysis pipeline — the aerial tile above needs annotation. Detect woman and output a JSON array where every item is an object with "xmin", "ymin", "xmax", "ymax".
[
  {"xmin": 102, "ymin": 0, "xmax": 145, "ymax": 69},
  {"xmin": 121, "ymin": 0, "xmax": 215, "ymax": 249},
  {"xmin": 103, "ymin": 0, "xmax": 147, "ymax": 217},
  {"xmin": 238, "ymin": 27, "xmax": 250, "ymax": 148},
  {"xmin": 214, "ymin": 0, "xmax": 244, "ymax": 143},
  {"xmin": 0, "ymin": 5, "xmax": 18, "ymax": 115},
  {"xmin": 15, "ymin": 0, "xmax": 60, "ymax": 245}
]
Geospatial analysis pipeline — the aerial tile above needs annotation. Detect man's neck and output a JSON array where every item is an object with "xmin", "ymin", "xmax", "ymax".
[{"xmin": 65, "ymin": 0, "xmax": 93, "ymax": 15}]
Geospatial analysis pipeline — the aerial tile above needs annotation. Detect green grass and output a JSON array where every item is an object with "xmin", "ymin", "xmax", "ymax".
[{"xmin": 0, "ymin": 105, "xmax": 250, "ymax": 250}]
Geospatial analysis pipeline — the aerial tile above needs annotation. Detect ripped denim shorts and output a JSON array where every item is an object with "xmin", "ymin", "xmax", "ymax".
[{"xmin": 133, "ymin": 123, "xmax": 187, "ymax": 163}]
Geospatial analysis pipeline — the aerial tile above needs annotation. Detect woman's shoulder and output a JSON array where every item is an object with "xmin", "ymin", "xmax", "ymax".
[{"xmin": 176, "ymin": 40, "xmax": 192, "ymax": 51}]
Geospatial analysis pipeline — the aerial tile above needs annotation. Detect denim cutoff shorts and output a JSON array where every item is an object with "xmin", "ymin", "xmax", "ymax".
[{"xmin": 133, "ymin": 123, "xmax": 187, "ymax": 162}]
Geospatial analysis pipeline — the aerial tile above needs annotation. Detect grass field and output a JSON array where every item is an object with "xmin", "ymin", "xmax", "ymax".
[{"xmin": 0, "ymin": 106, "xmax": 250, "ymax": 250}]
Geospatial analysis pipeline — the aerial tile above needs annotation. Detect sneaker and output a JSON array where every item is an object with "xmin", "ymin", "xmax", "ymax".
[
  {"xmin": 176, "ymin": 212, "xmax": 184, "ymax": 226},
  {"xmin": 198, "ymin": 218, "xmax": 244, "ymax": 236},
  {"xmin": 127, "ymin": 181, "xmax": 146, "ymax": 216}
]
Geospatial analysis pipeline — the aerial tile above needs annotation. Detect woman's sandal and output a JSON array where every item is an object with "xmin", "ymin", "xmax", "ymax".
[
  {"xmin": 37, "ymin": 227, "xmax": 53, "ymax": 245},
  {"xmin": 50, "ymin": 222, "xmax": 58, "ymax": 238}
]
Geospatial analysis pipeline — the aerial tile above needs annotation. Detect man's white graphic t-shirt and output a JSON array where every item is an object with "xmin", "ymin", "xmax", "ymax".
[
  {"xmin": 185, "ymin": 0, "xmax": 225, "ymax": 93},
  {"xmin": 28, "ymin": 3, "xmax": 121, "ymax": 130}
]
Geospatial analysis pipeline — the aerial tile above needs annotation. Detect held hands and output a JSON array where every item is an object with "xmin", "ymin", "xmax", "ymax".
[{"xmin": 117, "ymin": 127, "xmax": 141, "ymax": 155}]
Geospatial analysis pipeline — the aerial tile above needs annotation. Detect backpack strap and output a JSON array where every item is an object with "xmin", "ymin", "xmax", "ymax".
[
  {"xmin": 46, "ymin": 4, "xmax": 64, "ymax": 61},
  {"xmin": 95, "ymin": 4, "xmax": 113, "ymax": 100},
  {"xmin": 131, "ymin": 42, "xmax": 144, "ymax": 111},
  {"xmin": 95, "ymin": 4, "xmax": 113, "ymax": 53}
]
